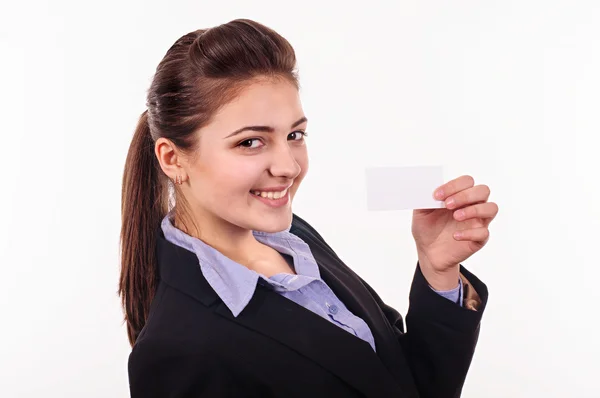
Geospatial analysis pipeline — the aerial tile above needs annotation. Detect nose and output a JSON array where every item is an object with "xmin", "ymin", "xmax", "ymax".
[{"xmin": 268, "ymin": 142, "xmax": 302, "ymax": 179}]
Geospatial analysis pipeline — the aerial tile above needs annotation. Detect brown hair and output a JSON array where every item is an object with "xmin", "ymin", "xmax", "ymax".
[{"xmin": 119, "ymin": 19, "xmax": 299, "ymax": 346}]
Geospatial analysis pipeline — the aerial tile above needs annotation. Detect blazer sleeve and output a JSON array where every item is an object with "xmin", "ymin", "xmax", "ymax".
[{"xmin": 358, "ymin": 264, "xmax": 489, "ymax": 398}]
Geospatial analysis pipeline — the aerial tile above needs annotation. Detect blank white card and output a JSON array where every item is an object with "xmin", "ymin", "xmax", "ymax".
[{"xmin": 365, "ymin": 166, "xmax": 446, "ymax": 211}]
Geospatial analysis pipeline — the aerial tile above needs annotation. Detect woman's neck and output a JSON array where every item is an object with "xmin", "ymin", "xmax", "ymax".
[{"xmin": 173, "ymin": 210, "xmax": 277, "ymax": 272}]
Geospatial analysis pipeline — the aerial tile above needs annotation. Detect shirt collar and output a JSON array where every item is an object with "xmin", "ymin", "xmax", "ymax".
[{"xmin": 160, "ymin": 211, "xmax": 319, "ymax": 317}]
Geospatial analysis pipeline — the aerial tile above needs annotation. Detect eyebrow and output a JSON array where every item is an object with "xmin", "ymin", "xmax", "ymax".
[{"xmin": 224, "ymin": 116, "xmax": 308, "ymax": 139}]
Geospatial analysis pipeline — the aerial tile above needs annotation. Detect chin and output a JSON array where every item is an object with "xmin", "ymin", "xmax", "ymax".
[{"xmin": 252, "ymin": 211, "xmax": 293, "ymax": 233}]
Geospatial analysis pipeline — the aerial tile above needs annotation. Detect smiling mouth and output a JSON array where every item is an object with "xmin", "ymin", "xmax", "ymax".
[{"xmin": 250, "ymin": 187, "xmax": 289, "ymax": 200}]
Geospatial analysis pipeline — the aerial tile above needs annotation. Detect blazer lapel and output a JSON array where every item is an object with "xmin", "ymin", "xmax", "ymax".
[
  {"xmin": 302, "ymin": 232, "xmax": 420, "ymax": 398},
  {"xmin": 289, "ymin": 215, "xmax": 420, "ymax": 398}
]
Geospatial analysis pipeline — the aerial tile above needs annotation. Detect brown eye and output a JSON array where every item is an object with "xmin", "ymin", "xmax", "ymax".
[
  {"xmin": 238, "ymin": 138, "xmax": 263, "ymax": 149},
  {"xmin": 288, "ymin": 131, "xmax": 308, "ymax": 140}
]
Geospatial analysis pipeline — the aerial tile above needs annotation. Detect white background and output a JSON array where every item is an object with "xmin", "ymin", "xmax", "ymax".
[{"xmin": 1, "ymin": 0, "xmax": 599, "ymax": 396}]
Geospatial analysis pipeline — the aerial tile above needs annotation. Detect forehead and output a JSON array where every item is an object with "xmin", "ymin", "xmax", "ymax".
[{"xmin": 207, "ymin": 79, "xmax": 303, "ymax": 133}]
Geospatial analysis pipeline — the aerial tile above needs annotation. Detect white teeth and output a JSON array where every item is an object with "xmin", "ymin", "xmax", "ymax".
[{"xmin": 252, "ymin": 188, "xmax": 288, "ymax": 200}]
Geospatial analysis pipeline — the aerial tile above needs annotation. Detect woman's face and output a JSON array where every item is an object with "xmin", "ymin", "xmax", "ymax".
[{"xmin": 182, "ymin": 78, "xmax": 309, "ymax": 234}]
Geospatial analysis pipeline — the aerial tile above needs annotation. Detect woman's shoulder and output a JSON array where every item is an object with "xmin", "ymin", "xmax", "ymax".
[
  {"xmin": 131, "ymin": 282, "xmax": 219, "ymax": 352},
  {"xmin": 291, "ymin": 213, "xmax": 326, "ymax": 244},
  {"xmin": 127, "ymin": 289, "xmax": 233, "ymax": 393},
  {"xmin": 290, "ymin": 213, "xmax": 339, "ymax": 257}
]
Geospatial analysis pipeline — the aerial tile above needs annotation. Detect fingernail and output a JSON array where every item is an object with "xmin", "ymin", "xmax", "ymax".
[
  {"xmin": 455, "ymin": 210, "xmax": 465, "ymax": 220},
  {"xmin": 454, "ymin": 231, "xmax": 463, "ymax": 239},
  {"xmin": 434, "ymin": 189, "xmax": 444, "ymax": 200},
  {"xmin": 445, "ymin": 198, "xmax": 455, "ymax": 209}
]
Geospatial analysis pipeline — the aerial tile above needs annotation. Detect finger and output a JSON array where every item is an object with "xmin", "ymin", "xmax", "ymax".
[
  {"xmin": 453, "ymin": 202, "xmax": 499, "ymax": 222},
  {"xmin": 434, "ymin": 175, "xmax": 475, "ymax": 201},
  {"xmin": 454, "ymin": 227, "xmax": 490, "ymax": 242},
  {"xmin": 444, "ymin": 184, "xmax": 491, "ymax": 210}
]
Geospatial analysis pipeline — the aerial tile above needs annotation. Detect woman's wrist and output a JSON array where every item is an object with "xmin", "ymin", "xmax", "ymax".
[{"xmin": 417, "ymin": 253, "xmax": 460, "ymax": 291}]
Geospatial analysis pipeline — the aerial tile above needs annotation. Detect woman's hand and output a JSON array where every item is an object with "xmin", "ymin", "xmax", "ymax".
[{"xmin": 411, "ymin": 175, "xmax": 498, "ymax": 290}]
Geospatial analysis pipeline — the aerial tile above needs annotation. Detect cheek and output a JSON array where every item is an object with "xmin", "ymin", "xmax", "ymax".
[
  {"xmin": 297, "ymin": 149, "xmax": 309, "ymax": 178},
  {"xmin": 292, "ymin": 151, "xmax": 309, "ymax": 193},
  {"xmin": 205, "ymin": 155, "xmax": 264, "ymax": 195}
]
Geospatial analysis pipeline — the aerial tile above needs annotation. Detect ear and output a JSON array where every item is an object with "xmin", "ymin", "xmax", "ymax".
[{"xmin": 154, "ymin": 138, "xmax": 188, "ymax": 183}]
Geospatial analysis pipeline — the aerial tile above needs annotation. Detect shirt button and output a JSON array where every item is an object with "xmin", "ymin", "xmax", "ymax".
[{"xmin": 328, "ymin": 304, "xmax": 338, "ymax": 315}]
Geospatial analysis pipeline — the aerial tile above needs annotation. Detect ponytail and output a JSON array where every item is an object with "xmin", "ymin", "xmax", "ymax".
[
  {"xmin": 118, "ymin": 19, "xmax": 300, "ymax": 346},
  {"xmin": 119, "ymin": 110, "xmax": 167, "ymax": 347}
]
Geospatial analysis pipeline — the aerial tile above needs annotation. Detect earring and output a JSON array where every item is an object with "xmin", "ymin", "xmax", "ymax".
[{"xmin": 174, "ymin": 175, "xmax": 182, "ymax": 185}]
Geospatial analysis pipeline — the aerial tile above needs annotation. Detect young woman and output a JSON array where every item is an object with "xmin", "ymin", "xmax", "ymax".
[{"xmin": 120, "ymin": 19, "xmax": 497, "ymax": 398}]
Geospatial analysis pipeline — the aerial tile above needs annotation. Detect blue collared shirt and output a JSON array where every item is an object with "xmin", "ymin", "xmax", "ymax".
[{"xmin": 161, "ymin": 211, "xmax": 462, "ymax": 352}]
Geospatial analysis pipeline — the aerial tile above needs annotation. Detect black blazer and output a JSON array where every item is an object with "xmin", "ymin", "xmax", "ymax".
[{"xmin": 128, "ymin": 214, "xmax": 488, "ymax": 398}]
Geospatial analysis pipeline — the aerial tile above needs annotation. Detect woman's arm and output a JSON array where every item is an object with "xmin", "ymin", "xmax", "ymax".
[
  {"xmin": 358, "ymin": 264, "xmax": 488, "ymax": 398},
  {"xmin": 291, "ymin": 212, "xmax": 489, "ymax": 397}
]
